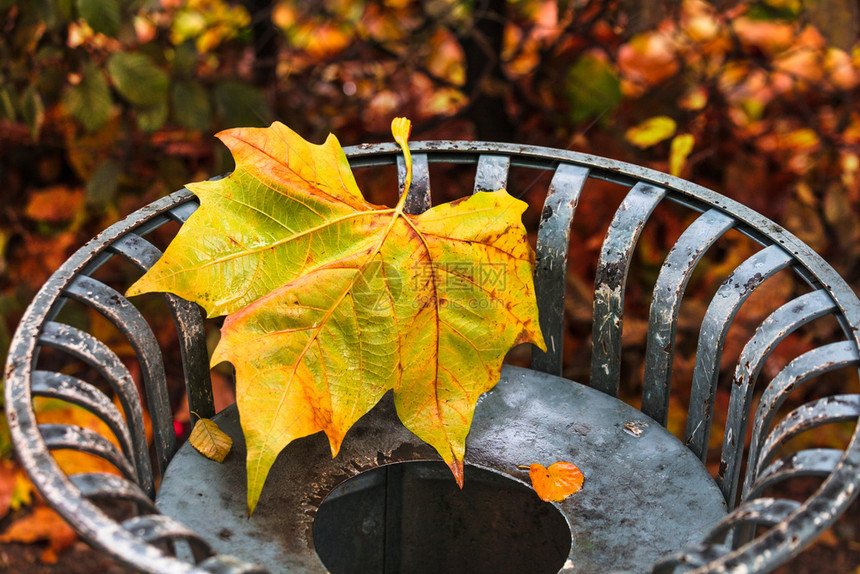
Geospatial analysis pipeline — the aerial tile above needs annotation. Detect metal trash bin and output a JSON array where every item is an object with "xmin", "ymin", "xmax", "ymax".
[{"xmin": 6, "ymin": 141, "xmax": 859, "ymax": 573}]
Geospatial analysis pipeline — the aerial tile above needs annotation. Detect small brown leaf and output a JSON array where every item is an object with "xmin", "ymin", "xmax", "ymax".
[
  {"xmin": 528, "ymin": 462, "xmax": 584, "ymax": 502},
  {"xmin": 189, "ymin": 417, "xmax": 232, "ymax": 463}
]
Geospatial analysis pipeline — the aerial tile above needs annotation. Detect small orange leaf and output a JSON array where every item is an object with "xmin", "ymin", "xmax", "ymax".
[
  {"xmin": 529, "ymin": 461, "xmax": 584, "ymax": 502},
  {"xmin": 25, "ymin": 186, "xmax": 84, "ymax": 223}
]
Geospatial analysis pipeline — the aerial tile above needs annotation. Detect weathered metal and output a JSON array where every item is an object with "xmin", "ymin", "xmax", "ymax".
[
  {"xmin": 642, "ymin": 209, "xmax": 734, "ymax": 426},
  {"xmin": 4, "ymin": 141, "xmax": 859, "ymax": 573},
  {"xmin": 590, "ymin": 182, "xmax": 667, "ymax": 398},
  {"xmin": 532, "ymin": 164, "xmax": 589, "ymax": 375},
  {"xmin": 156, "ymin": 366, "xmax": 727, "ymax": 573}
]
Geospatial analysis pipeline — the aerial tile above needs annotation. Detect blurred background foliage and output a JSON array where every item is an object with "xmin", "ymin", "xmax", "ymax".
[{"xmin": 1, "ymin": 0, "xmax": 859, "ymax": 568}]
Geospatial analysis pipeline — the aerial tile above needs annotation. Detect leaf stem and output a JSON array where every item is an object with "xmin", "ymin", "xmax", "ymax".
[{"xmin": 391, "ymin": 117, "xmax": 412, "ymax": 213}]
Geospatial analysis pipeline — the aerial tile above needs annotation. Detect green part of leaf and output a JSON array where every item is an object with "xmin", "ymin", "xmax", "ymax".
[
  {"xmin": 63, "ymin": 64, "xmax": 113, "ymax": 132},
  {"xmin": 136, "ymin": 100, "xmax": 168, "ymax": 132},
  {"xmin": 86, "ymin": 158, "xmax": 122, "ymax": 206},
  {"xmin": 129, "ymin": 121, "xmax": 546, "ymax": 515},
  {"xmin": 127, "ymin": 123, "xmax": 373, "ymax": 316},
  {"xmin": 172, "ymin": 41, "xmax": 199, "ymax": 79},
  {"xmin": 566, "ymin": 55, "xmax": 622, "ymax": 123},
  {"xmin": 107, "ymin": 52, "xmax": 169, "ymax": 108},
  {"xmin": 56, "ymin": 0, "xmax": 75, "ymax": 22},
  {"xmin": 0, "ymin": 86, "xmax": 15, "ymax": 121},
  {"xmin": 76, "ymin": 0, "xmax": 121, "ymax": 37},
  {"xmin": 189, "ymin": 418, "xmax": 233, "ymax": 463},
  {"xmin": 172, "ymin": 81, "xmax": 213, "ymax": 131},
  {"xmin": 19, "ymin": 85, "xmax": 45, "ymax": 140},
  {"xmin": 18, "ymin": 0, "xmax": 58, "ymax": 27},
  {"xmin": 213, "ymin": 81, "xmax": 272, "ymax": 128}
]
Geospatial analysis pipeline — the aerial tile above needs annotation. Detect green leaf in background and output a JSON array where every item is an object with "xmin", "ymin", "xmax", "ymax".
[
  {"xmin": 135, "ymin": 100, "xmax": 168, "ymax": 132},
  {"xmin": 63, "ymin": 63, "xmax": 113, "ymax": 131},
  {"xmin": 107, "ymin": 52, "xmax": 169, "ymax": 108},
  {"xmin": 0, "ymin": 86, "xmax": 15, "ymax": 121},
  {"xmin": 17, "ymin": 0, "xmax": 58, "ymax": 28},
  {"xmin": 171, "ymin": 41, "xmax": 199, "ymax": 79},
  {"xmin": 19, "ymin": 85, "xmax": 45, "ymax": 139},
  {"xmin": 214, "ymin": 81, "xmax": 272, "ymax": 128},
  {"xmin": 76, "ymin": 0, "xmax": 121, "ymax": 37},
  {"xmin": 172, "ymin": 81, "xmax": 212, "ymax": 131},
  {"xmin": 566, "ymin": 55, "xmax": 622, "ymax": 123},
  {"xmin": 86, "ymin": 158, "xmax": 122, "ymax": 207}
]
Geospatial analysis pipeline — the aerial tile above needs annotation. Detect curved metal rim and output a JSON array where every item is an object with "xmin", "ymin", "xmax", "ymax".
[
  {"xmin": 4, "ymin": 189, "xmax": 198, "ymax": 573},
  {"xmin": 4, "ymin": 141, "xmax": 859, "ymax": 573}
]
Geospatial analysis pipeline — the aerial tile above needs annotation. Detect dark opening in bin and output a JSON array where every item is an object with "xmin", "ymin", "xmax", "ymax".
[{"xmin": 313, "ymin": 461, "xmax": 571, "ymax": 574}]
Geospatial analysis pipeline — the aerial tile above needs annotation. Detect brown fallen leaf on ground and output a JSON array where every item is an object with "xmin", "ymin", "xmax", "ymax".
[
  {"xmin": 526, "ymin": 461, "xmax": 585, "ymax": 502},
  {"xmin": 0, "ymin": 505, "xmax": 77, "ymax": 563}
]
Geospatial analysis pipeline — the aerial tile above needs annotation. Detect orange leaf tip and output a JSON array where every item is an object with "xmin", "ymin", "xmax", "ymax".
[
  {"xmin": 448, "ymin": 458, "xmax": 465, "ymax": 489},
  {"xmin": 528, "ymin": 461, "xmax": 584, "ymax": 502}
]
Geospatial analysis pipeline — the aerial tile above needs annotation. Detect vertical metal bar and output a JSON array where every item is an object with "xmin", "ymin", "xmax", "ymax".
[
  {"xmin": 397, "ymin": 153, "xmax": 431, "ymax": 215},
  {"xmin": 685, "ymin": 245, "xmax": 794, "ymax": 461},
  {"xmin": 383, "ymin": 464, "xmax": 405, "ymax": 574},
  {"xmin": 473, "ymin": 154, "xmax": 510, "ymax": 194},
  {"xmin": 642, "ymin": 209, "xmax": 734, "ymax": 425},
  {"xmin": 531, "ymin": 164, "xmax": 589, "ymax": 375},
  {"xmin": 111, "ymin": 234, "xmax": 216, "ymax": 420},
  {"xmin": 590, "ymin": 183, "xmax": 667, "ymax": 397}
]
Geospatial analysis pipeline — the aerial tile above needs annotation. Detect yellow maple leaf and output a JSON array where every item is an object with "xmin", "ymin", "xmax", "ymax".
[{"xmin": 129, "ymin": 118, "xmax": 546, "ymax": 514}]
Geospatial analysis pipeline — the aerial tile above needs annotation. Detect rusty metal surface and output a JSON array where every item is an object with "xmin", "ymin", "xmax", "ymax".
[
  {"xmin": 110, "ymin": 233, "xmax": 215, "ymax": 421},
  {"xmin": 473, "ymin": 154, "xmax": 510, "ymax": 193},
  {"xmin": 3, "ymin": 141, "xmax": 859, "ymax": 573},
  {"xmin": 754, "ymin": 395, "xmax": 860, "ymax": 478},
  {"xmin": 122, "ymin": 514, "xmax": 214, "ymax": 563},
  {"xmin": 156, "ymin": 366, "xmax": 727, "ymax": 573},
  {"xmin": 37, "ymin": 321, "xmax": 154, "ymax": 495},
  {"xmin": 397, "ymin": 153, "xmax": 431, "ymax": 214}
]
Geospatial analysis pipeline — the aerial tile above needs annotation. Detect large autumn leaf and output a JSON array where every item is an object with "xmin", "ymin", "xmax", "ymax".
[{"xmin": 128, "ymin": 118, "xmax": 545, "ymax": 514}]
